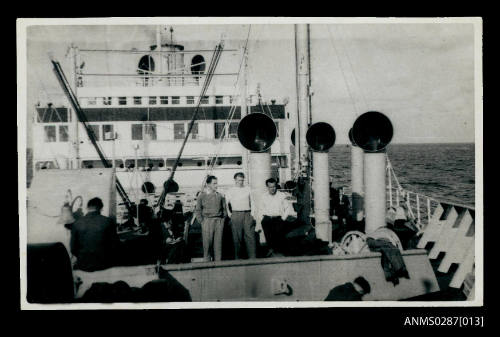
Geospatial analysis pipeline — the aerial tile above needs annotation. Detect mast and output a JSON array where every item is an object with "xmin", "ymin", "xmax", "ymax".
[
  {"xmin": 294, "ymin": 24, "xmax": 312, "ymax": 225},
  {"xmin": 240, "ymin": 45, "xmax": 249, "ymax": 180},
  {"xmin": 295, "ymin": 24, "xmax": 311, "ymax": 174},
  {"xmin": 156, "ymin": 25, "xmax": 163, "ymax": 75}
]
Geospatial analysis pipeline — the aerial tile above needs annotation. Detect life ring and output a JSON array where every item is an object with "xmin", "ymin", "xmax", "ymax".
[{"xmin": 340, "ymin": 231, "xmax": 368, "ymax": 254}]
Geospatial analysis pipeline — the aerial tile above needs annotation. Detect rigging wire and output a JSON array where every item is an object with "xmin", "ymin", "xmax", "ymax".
[
  {"xmin": 326, "ymin": 25, "xmax": 360, "ymax": 116},
  {"xmin": 198, "ymin": 25, "xmax": 252, "ymax": 192},
  {"xmin": 51, "ymin": 59, "xmax": 134, "ymax": 212},
  {"xmin": 156, "ymin": 42, "xmax": 224, "ymax": 210},
  {"xmin": 336, "ymin": 26, "xmax": 369, "ymax": 112}
]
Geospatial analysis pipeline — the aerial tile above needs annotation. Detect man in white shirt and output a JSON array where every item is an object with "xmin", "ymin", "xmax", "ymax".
[
  {"xmin": 225, "ymin": 172, "xmax": 256, "ymax": 259},
  {"xmin": 259, "ymin": 177, "xmax": 293, "ymax": 257}
]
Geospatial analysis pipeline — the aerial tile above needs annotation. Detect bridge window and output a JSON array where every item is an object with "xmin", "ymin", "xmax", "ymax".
[
  {"xmin": 138, "ymin": 159, "xmax": 163, "ymax": 171},
  {"xmin": 36, "ymin": 161, "xmax": 56, "ymax": 170},
  {"xmin": 190, "ymin": 123, "xmax": 198, "ymax": 139},
  {"xmin": 214, "ymin": 122, "xmax": 238, "ymax": 139},
  {"xmin": 118, "ymin": 97, "xmax": 127, "ymax": 105},
  {"xmin": 187, "ymin": 96, "xmax": 195, "ymax": 104},
  {"xmin": 103, "ymin": 124, "xmax": 114, "ymax": 141},
  {"xmin": 103, "ymin": 97, "xmax": 112, "ymax": 105},
  {"xmin": 44, "ymin": 126, "xmax": 56, "ymax": 142},
  {"xmin": 174, "ymin": 123, "xmax": 185, "ymax": 140},
  {"xmin": 82, "ymin": 160, "xmax": 110, "ymax": 168},
  {"xmin": 201, "ymin": 96, "xmax": 209, "ymax": 104},
  {"xmin": 149, "ymin": 96, "xmax": 157, "ymax": 105},
  {"xmin": 191, "ymin": 55, "xmax": 206, "ymax": 75},
  {"xmin": 144, "ymin": 124, "xmax": 157, "ymax": 140},
  {"xmin": 132, "ymin": 124, "xmax": 143, "ymax": 140},
  {"xmin": 138, "ymin": 55, "xmax": 155, "ymax": 73},
  {"xmin": 172, "ymin": 96, "xmax": 180, "ymax": 104},
  {"xmin": 160, "ymin": 96, "xmax": 169, "ymax": 105},
  {"xmin": 134, "ymin": 96, "xmax": 142, "ymax": 105},
  {"xmin": 215, "ymin": 96, "xmax": 223, "ymax": 104},
  {"xmin": 214, "ymin": 122, "xmax": 225, "ymax": 139},
  {"xmin": 125, "ymin": 159, "xmax": 136, "ymax": 169},
  {"xmin": 89, "ymin": 125, "xmax": 100, "ymax": 141},
  {"xmin": 114, "ymin": 159, "xmax": 124, "ymax": 168},
  {"xmin": 228, "ymin": 122, "xmax": 238, "ymax": 138},
  {"xmin": 59, "ymin": 125, "xmax": 69, "ymax": 142},
  {"xmin": 87, "ymin": 97, "xmax": 96, "ymax": 105}
]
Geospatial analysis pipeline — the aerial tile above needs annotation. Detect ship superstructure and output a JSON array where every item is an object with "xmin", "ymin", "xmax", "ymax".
[{"xmin": 32, "ymin": 26, "xmax": 293, "ymax": 218}]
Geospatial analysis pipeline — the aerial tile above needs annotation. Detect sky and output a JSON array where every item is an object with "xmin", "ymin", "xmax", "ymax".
[{"xmin": 20, "ymin": 18, "xmax": 479, "ymax": 145}]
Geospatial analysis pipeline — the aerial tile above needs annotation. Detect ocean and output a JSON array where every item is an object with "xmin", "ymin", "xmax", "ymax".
[
  {"xmin": 26, "ymin": 143, "xmax": 476, "ymax": 208},
  {"xmin": 328, "ymin": 143, "xmax": 475, "ymax": 208}
]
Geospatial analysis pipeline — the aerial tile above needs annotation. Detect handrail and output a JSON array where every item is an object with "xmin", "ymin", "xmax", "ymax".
[{"xmin": 385, "ymin": 155, "xmax": 474, "ymax": 230}]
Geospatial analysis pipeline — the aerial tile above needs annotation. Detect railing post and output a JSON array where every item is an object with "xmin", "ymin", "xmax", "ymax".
[
  {"xmin": 427, "ymin": 197, "xmax": 431, "ymax": 225},
  {"xmin": 416, "ymin": 193, "xmax": 421, "ymax": 225},
  {"xmin": 387, "ymin": 165, "xmax": 393, "ymax": 207},
  {"xmin": 406, "ymin": 191, "xmax": 415, "ymax": 220}
]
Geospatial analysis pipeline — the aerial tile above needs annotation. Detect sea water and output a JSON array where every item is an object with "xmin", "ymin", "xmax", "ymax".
[{"xmin": 328, "ymin": 143, "xmax": 475, "ymax": 208}]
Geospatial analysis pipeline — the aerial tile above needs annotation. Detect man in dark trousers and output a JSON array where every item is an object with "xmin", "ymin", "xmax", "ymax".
[
  {"xmin": 70, "ymin": 197, "xmax": 121, "ymax": 272},
  {"xmin": 325, "ymin": 276, "xmax": 371, "ymax": 301},
  {"xmin": 259, "ymin": 178, "xmax": 293, "ymax": 257}
]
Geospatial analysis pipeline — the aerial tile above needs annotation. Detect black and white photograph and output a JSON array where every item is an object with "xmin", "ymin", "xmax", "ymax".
[{"xmin": 17, "ymin": 17, "xmax": 482, "ymax": 310}]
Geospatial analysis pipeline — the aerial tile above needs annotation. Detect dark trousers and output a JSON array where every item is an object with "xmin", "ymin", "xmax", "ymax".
[{"xmin": 261, "ymin": 216, "xmax": 289, "ymax": 253}]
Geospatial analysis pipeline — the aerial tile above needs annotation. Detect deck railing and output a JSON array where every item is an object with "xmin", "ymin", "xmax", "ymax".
[
  {"xmin": 385, "ymin": 157, "xmax": 474, "ymax": 231},
  {"xmin": 78, "ymin": 73, "xmax": 236, "ymax": 88}
]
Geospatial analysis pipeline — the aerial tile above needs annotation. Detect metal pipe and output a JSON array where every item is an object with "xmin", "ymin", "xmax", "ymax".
[
  {"xmin": 351, "ymin": 144, "xmax": 364, "ymax": 222},
  {"xmin": 306, "ymin": 122, "xmax": 336, "ymax": 241},
  {"xmin": 248, "ymin": 151, "xmax": 272, "ymax": 231},
  {"xmin": 294, "ymin": 24, "xmax": 310, "ymax": 173},
  {"xmin": 312, "ymin": 151, "xmax": 331, "ymax": 242},
  {"xmin": 240, "ymin": 46, "xmax": 249, "ymax": 181},
  {"xmin": 364, "ymin": 152, "xmax": 387, "ymax": 234}
]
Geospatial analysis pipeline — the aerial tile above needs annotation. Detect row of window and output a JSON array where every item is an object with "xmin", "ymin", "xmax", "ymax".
[
  {"xmin": 84, "ymin": 95, "xmax": 226, "ymax": 106},
  {"xmin": 36, "ymin": 155, "xmax": 288, "ymax": 170},
  {"xmin": 43, "ymin": 122, "xmax": 280, "ymax": 143}
]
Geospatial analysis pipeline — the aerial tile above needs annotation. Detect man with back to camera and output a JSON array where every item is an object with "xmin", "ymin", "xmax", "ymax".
[
  {"xmin": 225, "ymin": 172, "xmax": 256, "ymax": 259},
  {"xmin": 194, "ymin": 175, "xmax": 227, "ymax": 262},
  {"xmin": 324, "ymin": 276, "xmax": 371, "ymax": 301},
  {"xmin": 258, "ymin": 178, "xmax": 293, "ymax": 257},
  {"xmin": 70, "ymin": 197, "xmax": 121, "ymax": 272}
]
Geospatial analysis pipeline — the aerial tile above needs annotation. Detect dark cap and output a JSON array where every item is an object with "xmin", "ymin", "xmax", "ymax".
[{"xmin": 354, "ymin": 276, "xmax": 371, "ymax": 294}]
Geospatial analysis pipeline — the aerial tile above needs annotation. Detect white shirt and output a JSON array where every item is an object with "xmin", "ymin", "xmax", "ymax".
[
  {"xmin": 259, "ymin": 191, "xmax": 291, "ymax": 221},
  {"xmin": 225, "ymin": 186, "xmax": 252, "ymax": 213}
]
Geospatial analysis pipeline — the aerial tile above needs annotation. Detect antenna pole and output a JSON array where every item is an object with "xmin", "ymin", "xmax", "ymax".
[
  {"xmin": 295, "ymin": 24, "xmax": 311, "ymax": 175},
  {"xmin": 157, "ymin": 25, "xmax": 163, "ymax": 75},
  {"xmin": 294, "ymin": 24, "xmax": 312, "ymax": 225},
  {"xmin": 240, "ymin": 45, "xmax": 249, "ymax": 180}
]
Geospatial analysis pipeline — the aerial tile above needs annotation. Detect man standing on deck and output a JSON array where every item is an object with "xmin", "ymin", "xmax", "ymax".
[
  {"xmin": 195, "ymin": 175, "xmax": 228, "ymax": 262},
  {"xmin": 70, "ymin": 197, "xmax": 120, "ymax": 272},
  {"xmin": 259, "ymin": 178, "xmax": 293, "ymax": 257},
  {"xmin": 225, "ymin": 172, "xmax": 256, "ymax": 259}
]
